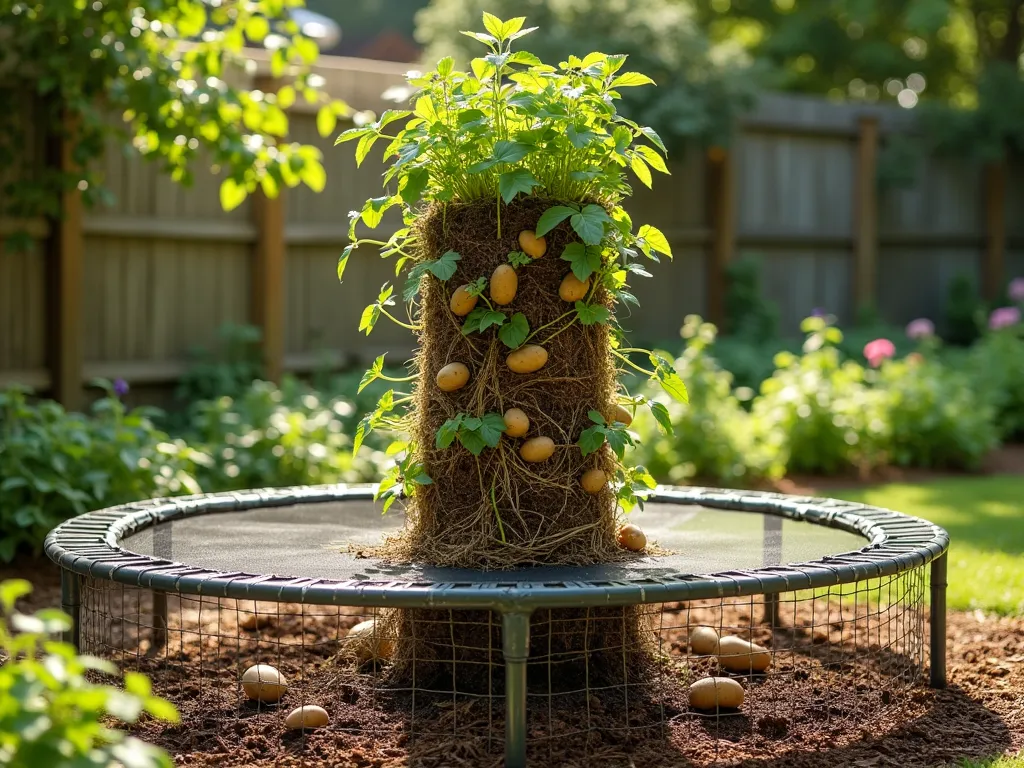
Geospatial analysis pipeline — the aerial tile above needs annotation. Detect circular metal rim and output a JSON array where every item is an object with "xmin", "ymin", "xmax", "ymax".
[{"xmin": 44, "ymin": 484, "xmax": 948, "ymax": 611}]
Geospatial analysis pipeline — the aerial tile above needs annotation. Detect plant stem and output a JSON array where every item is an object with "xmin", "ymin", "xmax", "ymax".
[{"xmin": 379, "ymin": 308, "xmax": 421, "ymax": 331}]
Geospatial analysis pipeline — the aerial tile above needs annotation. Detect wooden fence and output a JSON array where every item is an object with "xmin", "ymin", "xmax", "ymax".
[{"xmin": 1, "ymin": 54, "xmax": 1022, "ymax": 409}]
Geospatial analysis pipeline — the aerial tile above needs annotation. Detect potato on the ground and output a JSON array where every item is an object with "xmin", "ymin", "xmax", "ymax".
[
  {"xmin": 490, "ymin": 264, "xmax": 518, "ymax": 305},
  {"xmin": 689, "ymin": 677, "xmax": 744, "ymax": 710},
  {"xmin": 717, "ymin": 636, "xmax": 771, "ymax": 672},
  {"xmin": 581, "ymin": 468, "xmax": 606, "ymax": 494}
]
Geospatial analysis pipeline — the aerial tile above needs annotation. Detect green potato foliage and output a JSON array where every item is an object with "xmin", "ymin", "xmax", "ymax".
[
  {"xmin": 0, "ymin": 580, "xmax": 178, "ymax": 768},
  {"xmin": 338, "ymin": 13, "xmax": 688, "ymax": 515}
]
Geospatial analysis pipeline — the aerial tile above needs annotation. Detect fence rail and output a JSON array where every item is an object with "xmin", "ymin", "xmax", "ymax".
[{"xmin": 1, "ymin": 55, "xmax": 1021, "ymax": 407}]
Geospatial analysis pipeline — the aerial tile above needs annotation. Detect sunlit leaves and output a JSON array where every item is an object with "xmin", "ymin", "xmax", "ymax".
[
  {"xmin": 337, "ymin": 243, "xmax": 354, "ymax": 282},
  {"xmin": 358, "ymin": 284, "xmax": 395, "ymax": 336},
  {"xmin": 650, "ymin": 353, "xmax": 689, "ymax": 403},
  {"xmin": 637, "ymin": 224, "xmax": 673, "ymax": 259},
  {"xmin": 358, "ymin": 355, "xmax": 387, "ymax": 393},
  {"xmin": 630, "ymin": 153, "xmax": 652, "ymax": 188},
  {"xmin": 610, "ymin": 72, "xmax": 656, "ymax": 88},
  {"xmin": 219, "ymin": 178, "xmax": 247, "ymax": 212}
]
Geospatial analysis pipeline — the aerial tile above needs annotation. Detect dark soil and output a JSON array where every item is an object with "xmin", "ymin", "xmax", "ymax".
[{"xmin": 6, "ymin": 559, "xmax": 1022, "ymax": 767}]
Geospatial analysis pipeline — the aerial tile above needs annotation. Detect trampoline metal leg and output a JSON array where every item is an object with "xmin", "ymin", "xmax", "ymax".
[
  {"xmin": 502, "ymin": 611, "xmax": 531, "ymax": 768},
  {"xmin": 60, "ymin": 569, "xmax": 81, "ymax": 650},
  {"xmin": 151, "ymin": 591, "xmax": 168, "ymax": 653},
  {"xmin": 929, "ymin": 553, "xmax": 947, "ymax": 689}
]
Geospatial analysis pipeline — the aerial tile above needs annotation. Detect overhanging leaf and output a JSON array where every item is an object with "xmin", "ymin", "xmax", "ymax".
[
  {"xmin": 637, "ymin": 224, "xmax": 672, "ymax": 259},
  {"xmin": 499, "ymin": 169, "xmax": 540, "ymax": 203},
  {"xmin": 577, "ymin": 425, "xmax": 605, "ymax": 457},
  {"xmin": 426, "ymin": 250, "xmax": 461, "ymax": 280},
  {"xmin": 570, "ymin": 204, "xmax": 611, "ymax": 245},
  {"xmin": 535, "ymin": 205, "xmax": 577, "ymax": 237},
  {"xmin": 560, "ymin": 242, "xmax": 602, "ymax": 282}
]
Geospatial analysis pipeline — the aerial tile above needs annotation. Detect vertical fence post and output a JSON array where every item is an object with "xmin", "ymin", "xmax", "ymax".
[
  {"xmin": 251, "ymin": 78, "xmax": 286, "ymax": 384},
  {"xmin": 706, "ymin": 146, "xmax": 736, "ymax": 329},
  {"xmin": 48, "ymin": 111, "xmax": 84, "ymax": 410},
  {"xmin": 853, "ymin": 115, "xmax": 879, "ymax": 315},
  {"xmin": 983, "ymin": 161, "xmax": 1007, "ymax": 301}
]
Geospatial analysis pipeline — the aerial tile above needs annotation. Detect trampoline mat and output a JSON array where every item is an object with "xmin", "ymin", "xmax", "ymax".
[{"xmin": 121, "ymin": 500, "xmax": 868, "ymax": 584}]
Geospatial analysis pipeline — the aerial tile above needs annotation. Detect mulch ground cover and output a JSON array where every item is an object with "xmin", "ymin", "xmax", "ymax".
[{"xmin": 5, "ymin": 449, "xmax": 1023, "ymax": 767}]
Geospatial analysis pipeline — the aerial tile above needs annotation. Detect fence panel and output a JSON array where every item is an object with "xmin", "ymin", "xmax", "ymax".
[{"xmin": 0, "ymin": 62, "xmax": 1014, "ymax": 398}]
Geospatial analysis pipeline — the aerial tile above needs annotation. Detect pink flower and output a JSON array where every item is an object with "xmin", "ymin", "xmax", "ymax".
[
  {"xmin": 1009, "ymin": 277, "xmax": 1024, "ymax": 303},
  {"xmin": 863, "ymin": 338, "xmax": 896, "ymax": 368},
  {"xmin": 905, "ymin": 318, "xmax": 934, "ymax": 340},
  {"xmin": 989, "ymin": 306, "xmax": 1021, "ymax": 330}
]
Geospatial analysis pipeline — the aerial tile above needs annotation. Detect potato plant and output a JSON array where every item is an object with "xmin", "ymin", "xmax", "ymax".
[{"xmin": 338, "ymin": 14, "xmax": 686, "ymax": 563}]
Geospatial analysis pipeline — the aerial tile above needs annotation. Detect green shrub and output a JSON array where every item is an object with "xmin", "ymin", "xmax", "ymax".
[
  {"xmin": 751, "ymin": 318, "xmax": 890, "ymax": 475},
  {"xmin": 0, "ymin": 579, "xmax": 177, "ymax": 768},
  {"xmin": 186, "ymin": 376, "xmax": 383, "ymax": 492},
  {"xmin": 634, "ymin": 316, "xmax": 781, "ymax": 485},
  {"xmin": 969, "ymin": 325, "xmax": 1024, "ymax": 441},
  {"xmin": 877, "ymin": 356, "xmax": 998, "ymax": 469},
  {"xmin": 0, "ymin": 382, "xmax": 204, "ymax": 562}
]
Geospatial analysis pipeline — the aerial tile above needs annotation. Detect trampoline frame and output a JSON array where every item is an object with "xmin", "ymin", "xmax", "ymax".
[{"xmin": 45, "ymin": 485, "xmax": 949, "ymax": 768}]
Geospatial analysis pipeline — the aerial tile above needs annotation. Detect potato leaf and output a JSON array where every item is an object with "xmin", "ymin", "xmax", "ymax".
[
  {"xmin": 498, "ymin": 312, "xmax": 530, "ymax": 349},
  {"xmin": 560, "ymin": 243, "xmax": 602, "ymax": 282}
]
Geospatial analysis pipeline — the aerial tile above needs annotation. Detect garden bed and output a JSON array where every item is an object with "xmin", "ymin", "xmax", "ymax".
[{"xmin": 7, "ymin": 557, "xmax": 1023, "ymax": 767}]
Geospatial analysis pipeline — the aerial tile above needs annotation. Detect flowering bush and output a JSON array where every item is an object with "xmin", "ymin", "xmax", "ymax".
[
  {"xmin": 969, "ymin": 323, "xmax": 1024, "ymax": 441},
  {"xmin": 863, "ymin": 338, "xmax": 896, "ymax": 368},
  {"xmin": 0, "ymin": 580, "xmax": 176, "ymax": 768},
  {"xmin": 877, "ymin": 356, "xmax": 998, "ymax": 469},
  {"xmin": 989, "ymin": 306, "xmax": 1022, "ymax": 331},
  {"xmin": 752, "ymin": 318, "xmax": 889, "ymax": 475}
]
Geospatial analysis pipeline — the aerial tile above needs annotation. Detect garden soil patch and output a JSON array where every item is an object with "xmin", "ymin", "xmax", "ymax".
[{"xmin": 6, "ymin": 558, "xmax": 1022, "ymax": 767}]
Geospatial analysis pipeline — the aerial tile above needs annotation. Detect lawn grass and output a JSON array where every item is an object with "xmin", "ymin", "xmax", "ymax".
[
  {"xmin": 834, "ymin": 476, "xmax": 1024, "ymax": 616},
  {"xmin": 955, "ymin": 756, "xmax": 1024, "ymax": 767}
]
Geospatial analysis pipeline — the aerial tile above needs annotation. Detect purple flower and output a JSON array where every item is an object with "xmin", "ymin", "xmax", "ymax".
[
  {"xmin": 1009, "ymin": 277, "xmax": 1024, "ymax": 303},
  {"xmin": 811, "ymin": 307, "xmax": 826, "ymax": 318},
  {"xmin": 863, "ymin": 338, "xmax": 895, "ymax": 368},
  {"xmin": 989, "ymin": 307, "xmax": 1021, "ymax": 331},
  {"xmin": 905, "ymin": 318, "xmax": 934, "ymax": 340},
  {"xmin": 113, "ymin": 378, "xmax": 129, "ymax": 397}
]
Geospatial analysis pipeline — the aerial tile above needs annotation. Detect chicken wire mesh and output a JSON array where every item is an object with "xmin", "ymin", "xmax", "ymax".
[
  {"xmin": 74, "ymin": 568, "xmax": 928, "ymax": 765},
  {"xmin": 47, "ymin": 486, "xmax": 948, "ymax": 766}
]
